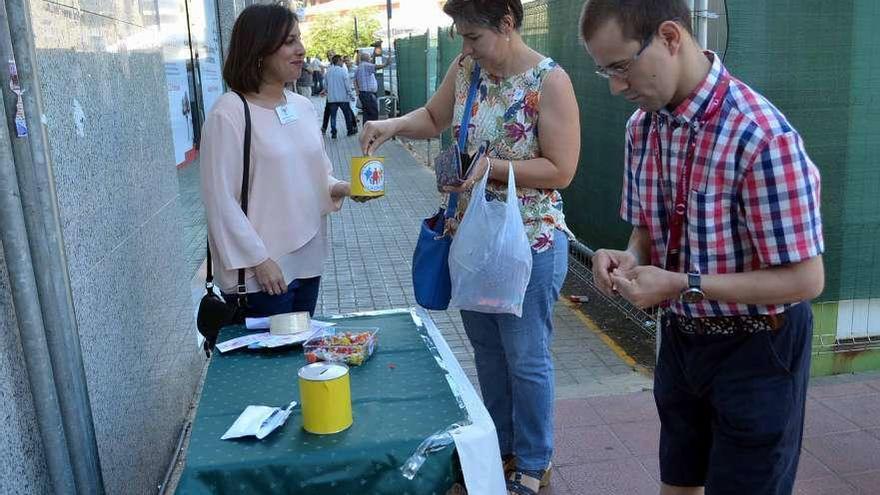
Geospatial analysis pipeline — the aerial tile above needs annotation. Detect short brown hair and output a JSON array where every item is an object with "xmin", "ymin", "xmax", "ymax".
[
  {"xmin": 223, "ymin": 3, "xmax": 298, "ymax": 94},
  {"xmin": 579, "ymin": 0, "xmax": 692, "ymax": 44},
  {"xmin": 442, "ymin": 0, "xmax": 524, "ymax": 31}
]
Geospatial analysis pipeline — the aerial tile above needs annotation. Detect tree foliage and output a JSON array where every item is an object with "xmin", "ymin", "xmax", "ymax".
[{"xmin": 303, "ymin": 9, "xmax": 382, "ymax": 60}]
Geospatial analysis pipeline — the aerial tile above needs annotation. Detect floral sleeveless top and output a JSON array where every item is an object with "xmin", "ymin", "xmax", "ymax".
[{"xmin": 446, "ymin": 57, "xmax": 571, "ymax": 253}]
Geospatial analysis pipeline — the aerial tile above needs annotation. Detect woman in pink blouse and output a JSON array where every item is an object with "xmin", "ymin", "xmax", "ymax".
[{"xmin": 200, "ymin": 4, "xmax": 365, "ymax": 317}]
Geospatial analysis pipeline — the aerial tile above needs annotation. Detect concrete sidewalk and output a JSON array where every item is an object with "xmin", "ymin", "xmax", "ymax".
[{"xmin": 176, "ymin": 98, "xmax": 880, "ymax": 494}]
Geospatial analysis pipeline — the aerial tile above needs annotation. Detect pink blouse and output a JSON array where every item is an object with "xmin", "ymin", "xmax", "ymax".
[{"xmin": 200, "ymin": 90, "xmax": 342, "ymax": 292}]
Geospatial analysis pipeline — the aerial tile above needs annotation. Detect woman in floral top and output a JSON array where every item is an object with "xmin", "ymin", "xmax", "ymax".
[{"xmin": 361, "ymin": 1, "xmax": 579, "ymax": 493}]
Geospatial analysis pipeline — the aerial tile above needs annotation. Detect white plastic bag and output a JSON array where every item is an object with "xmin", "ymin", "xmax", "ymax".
[{"xmin": 448, "ymin": 163, "xmax": 532, "ymax": 317}]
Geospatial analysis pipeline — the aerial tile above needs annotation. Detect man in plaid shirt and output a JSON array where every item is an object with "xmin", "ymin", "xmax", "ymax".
[{"xmin": 580, "ymin": 1, "xmax": 824, "ymax": 494}]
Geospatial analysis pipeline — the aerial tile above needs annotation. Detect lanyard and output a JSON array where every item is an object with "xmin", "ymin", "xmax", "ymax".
[{"xmin": 653, "ymin": 73, "xmax": 731, "ymax": 271}]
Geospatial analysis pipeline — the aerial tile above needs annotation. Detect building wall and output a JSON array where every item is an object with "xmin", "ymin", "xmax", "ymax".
[
  {"xmin": 0, "ymin": 250, "xmax": 50, "ymax": 494},
  {"xmin": 0, "ymin": 0, "xmax": 204, "ymax": 493}
]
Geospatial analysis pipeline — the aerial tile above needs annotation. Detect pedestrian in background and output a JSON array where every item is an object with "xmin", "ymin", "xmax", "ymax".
[
  {"xmin": 321, "ymin": 54, "xmax": 358, "ymax": 138},
  {"xmin": 353, "ymin": 51, "xmax": 382, "ymax": 124},
  {"xmin": 311, "ymin": 56, "xmax": 324, "ymax": 94},
  {"xmin": 296, "ymin": 57, "xmax": 313, "ymax": 97},
  {"xmin": 344, "ymin": 55, "xmax": 359, "ymax": 116}
]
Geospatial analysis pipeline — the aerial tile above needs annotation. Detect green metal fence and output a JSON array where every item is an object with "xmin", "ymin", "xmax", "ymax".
[
  {"xmin": 394, "ymin": 33, "xmax": 428, "ymax": 115},
  {"xmin": 392, "ymin": 0, "xmax": 880, "ymax": 305},
  {"xmin": 437, "ymin": 27, "xmax": 462, "ymax": 148},
  {"xmin": 723, "ymin": 1, "xmax": 880, "ymax": 303}
]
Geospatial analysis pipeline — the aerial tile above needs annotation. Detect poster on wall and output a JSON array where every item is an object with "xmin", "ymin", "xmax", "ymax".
[
  {"xmin": 164, "ymin": 62, "xmax": 194, "ymax": 165},
  {"xmin": 196, "ymin": 0, "xmax": 225, "ymax": 115},
  {"xmin": 157, "ymin": 0, "xmax": 195, "ymax": 166}
]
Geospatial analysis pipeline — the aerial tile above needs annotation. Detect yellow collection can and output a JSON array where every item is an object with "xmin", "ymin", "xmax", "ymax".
[
  {"xmin": 350, "ymin": 156, "xmax": 385, "ymax": 198},
  {"xmin": 298, "ymin": 362, "xmax": 353, "ymax": 434}
]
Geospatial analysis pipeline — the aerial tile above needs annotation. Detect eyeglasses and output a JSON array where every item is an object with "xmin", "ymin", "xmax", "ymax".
[{"xmin": 595, "ymin": 33, "xmax": 654, "ymax": 80}]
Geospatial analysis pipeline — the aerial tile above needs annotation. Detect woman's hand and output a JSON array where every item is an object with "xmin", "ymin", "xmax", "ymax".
[
  {"xmin": 254, "ymin": 258, "xmax": 287, "ymax": 296},
  {"xmin": 360, "ymin": 119, "xmax": 400, "ymax": 155},
  {"xmin": 331, "ymin": 180, "xmax": 377, "ymax": 203},
  {"xmin": 442, "ymin": 156, "xmax": 492, "ymax": 194},
  {"xmin": 331, "ymin": 181, "xmax": 351, "ymax": 199}
]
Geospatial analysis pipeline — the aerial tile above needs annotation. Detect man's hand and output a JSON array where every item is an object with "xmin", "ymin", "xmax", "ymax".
[
  {"xmin": 591, "ymin": 249, "xmax": 639, "ymax": 297},
  {"xmin": 610, "ymin": 266, "xmax": 686, "ymax": 309}
]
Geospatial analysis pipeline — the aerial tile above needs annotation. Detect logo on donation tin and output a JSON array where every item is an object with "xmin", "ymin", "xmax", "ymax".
[{"xmin": 360, "ymin": 160, "xmax": 384, "ymax": 193}]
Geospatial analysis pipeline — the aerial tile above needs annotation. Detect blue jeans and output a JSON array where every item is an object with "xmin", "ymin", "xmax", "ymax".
[
  {"xmin": 358, "ymin": 91, "xmax": 379, "ymax": 123},
  {"xmin": 322, "ymin": 102, "xmax": 356, "ymax": 134},
  {"xmin": 460, "ymin": 230, "xmax": 568, "ymax": 471},
  {"xmin": 223, "ymin": 277, "xmax": 321, "ymax": 318}
]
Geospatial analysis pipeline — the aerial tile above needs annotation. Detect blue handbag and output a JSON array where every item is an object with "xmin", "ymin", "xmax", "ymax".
[{"xmin": 412, "ymin": 62, "xmax": 482, "ymax": 310}]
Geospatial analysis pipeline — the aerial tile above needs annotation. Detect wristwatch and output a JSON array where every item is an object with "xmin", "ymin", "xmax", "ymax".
[{"xmin": 680, "ymin": 272, "xmax": 705, "ymax": 304}]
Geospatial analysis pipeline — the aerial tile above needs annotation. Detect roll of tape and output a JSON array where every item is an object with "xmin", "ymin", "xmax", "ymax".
[{"xmin": 269, "ymin": 311, "xmax": 310, "ymax": 335}]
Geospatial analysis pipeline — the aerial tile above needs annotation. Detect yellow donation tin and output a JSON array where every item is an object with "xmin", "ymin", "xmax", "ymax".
[
  {"xmin": 298, "ymin": 362, "xmax": 353, "ymax": 434},
  {"xmin": 350, "ymin": 156, "xmax": 385, "ymax": 198}
]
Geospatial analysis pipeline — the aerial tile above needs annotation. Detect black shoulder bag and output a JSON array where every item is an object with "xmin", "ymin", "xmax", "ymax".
[{"xmin": 196, "ymin": 92, "xmax": 253, "ymax": 356}]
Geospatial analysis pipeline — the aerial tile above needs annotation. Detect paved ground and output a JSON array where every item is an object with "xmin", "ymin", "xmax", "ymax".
[
  {"xmin": 175, "ymin": 97, "xmax": 880, "ymax": 494},
  {"xmin": 178, "ymin": 99, "xmax": 651, "ymax": 399}
]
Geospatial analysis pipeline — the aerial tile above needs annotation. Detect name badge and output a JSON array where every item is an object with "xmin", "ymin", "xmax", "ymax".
[{"xmin": 275, "ymin": 103, "xmax": 298, "ymax": 125}]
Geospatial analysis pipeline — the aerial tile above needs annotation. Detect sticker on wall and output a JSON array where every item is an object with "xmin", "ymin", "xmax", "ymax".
[
  {"xmin": 8, "ymin": 59, "xmax": 27, "ymax": 138},
  {"xmin": 72, "ymin": 98, "xmax": 85, "ymax": 137}
]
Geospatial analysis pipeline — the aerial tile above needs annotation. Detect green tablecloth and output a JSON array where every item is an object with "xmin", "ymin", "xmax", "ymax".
[{"xmin": 175, "ymin": 311, "xmax": 468, "ymax": 495}]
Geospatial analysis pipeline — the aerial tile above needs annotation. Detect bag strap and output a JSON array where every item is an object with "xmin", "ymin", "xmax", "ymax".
[
  {"xmin": 447, "ymin": 62, "xmax": 482, "ymax": 218},
  {"xmin": 205, "ymin": 91, "xmax": 253, "ymax": 295},
  {"xmin": 457, "ymin": 61, "xmax": 482, "ymax": 149}
]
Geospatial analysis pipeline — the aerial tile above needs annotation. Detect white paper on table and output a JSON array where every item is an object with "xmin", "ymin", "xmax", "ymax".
[
  {"xmin": 250, "ymin": 332, "xmax": 311, "ymax": 348},
  {"xmin": 216, "ymin": 332, "xmax": 270, "ymax": 353},
  {"xmin": 221, "ymin": 401, "xmax": 297, "ymax": 440},
  {"xmin": 245, "ymin": 317, "xmax": 270, "ymax": 330},
  {"xmin": 245, "ymin": 317, "xmax": 336, "ymax": 331}
]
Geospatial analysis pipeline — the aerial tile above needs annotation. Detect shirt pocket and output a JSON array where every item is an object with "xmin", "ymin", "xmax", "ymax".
[{"xmin": 686, "ymin": 190, "xmax": 735, "ymax": 273}]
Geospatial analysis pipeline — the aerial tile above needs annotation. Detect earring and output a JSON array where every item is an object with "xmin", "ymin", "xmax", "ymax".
[
  {"xmin": 258, "ymin": 58, "xmax": 263, "ymax": 70},
  {"xmin": 506, "ymin": 36, "xmax": 510, "ymax": 42}
]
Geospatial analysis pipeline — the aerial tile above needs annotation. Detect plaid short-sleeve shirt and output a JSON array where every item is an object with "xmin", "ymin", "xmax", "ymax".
[
  {"xmin": 354, "ymin": 61, "xmax": 378, "ymax": 93},
  {"xmin": 621, "ymin": 52, "xmax": 824, "ymax": 317}
]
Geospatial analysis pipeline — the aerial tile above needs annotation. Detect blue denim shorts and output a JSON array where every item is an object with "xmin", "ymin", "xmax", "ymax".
[{"xmin": 654, "ymin": 302, "xmax": 812, "ymax": 494}]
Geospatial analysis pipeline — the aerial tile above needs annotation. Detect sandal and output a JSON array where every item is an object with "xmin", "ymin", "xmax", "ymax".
[
  {"xmin": 507, "ymin": 469, "xmax": 543, "ymax": 495},
  {"xmin": 502, "ymin": 454, "xmax": 517, "ymax": 478},
  {"xmin": 541, "ymin": 461, "xmax": 552, "ymax": 487},
  {"xmin": 502, "ymin": 457, "xmax": 552, "ymax": 488}
]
